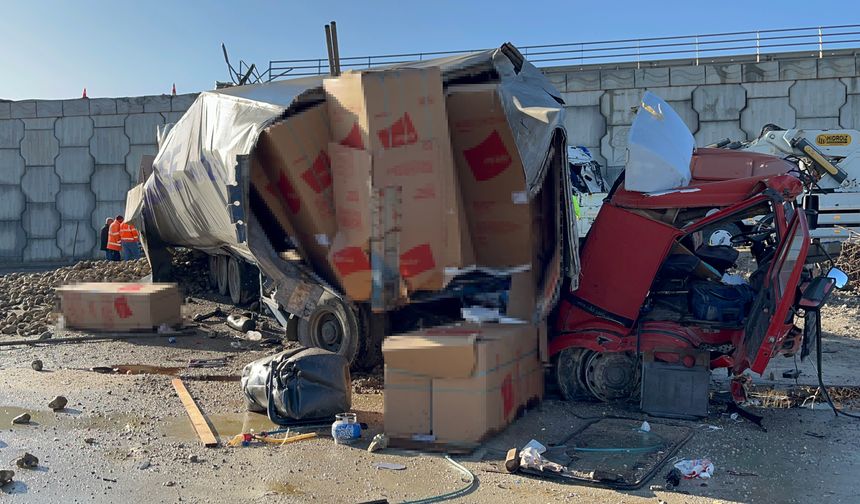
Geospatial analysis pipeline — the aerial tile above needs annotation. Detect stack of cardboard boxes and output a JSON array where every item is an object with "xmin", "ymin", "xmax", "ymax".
[{"xmin": 249, "ymin": 65, "xmax": 548, "ymax": 447}]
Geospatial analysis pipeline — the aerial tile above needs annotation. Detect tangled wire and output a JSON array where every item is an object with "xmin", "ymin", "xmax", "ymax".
[{"xmin": 835, "ymin": 235, "xmax": 860, "ymax": 288}]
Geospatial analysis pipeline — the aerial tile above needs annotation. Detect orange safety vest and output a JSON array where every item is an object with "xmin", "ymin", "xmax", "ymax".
[
  {"xmin": 120, "ymin": 222, "xmax": 140, "ymax": 242},
  {"xmin": 107, "ymin": 221, "xmax": 123, "ymax": 251}
]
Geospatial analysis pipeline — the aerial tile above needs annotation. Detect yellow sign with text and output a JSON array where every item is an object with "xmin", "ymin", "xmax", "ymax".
[{"xmin": 816, "ymin": 134, "xmax": 852, "ymax": 146}]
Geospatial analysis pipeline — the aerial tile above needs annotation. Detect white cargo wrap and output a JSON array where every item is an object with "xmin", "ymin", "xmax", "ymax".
[{"xmin": 625, "ymin": 91, "xmax": 694, "ymax": 193}]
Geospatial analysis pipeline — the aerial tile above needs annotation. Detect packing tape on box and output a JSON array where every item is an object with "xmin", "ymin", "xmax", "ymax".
[
  {"xmin": 511, "ymin": 191, "xmax": 528, "ymax": 205},
  {"xmin": 386, "ymin": 348, "xmax": 538, "ymax": 380}
]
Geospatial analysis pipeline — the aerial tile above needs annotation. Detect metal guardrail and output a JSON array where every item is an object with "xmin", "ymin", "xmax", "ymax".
[{"xmin": 255, "ymin": 24, "xmax": 860, "ymax": 81}]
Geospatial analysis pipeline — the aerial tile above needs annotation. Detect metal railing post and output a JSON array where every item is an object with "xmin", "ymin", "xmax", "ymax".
[
  {"xmin": 818, "ymin": 26, "xmax": 824, "ymax": 58},
  {"xmin": 636, "ymin": 40, "xmax": 640, "ymax": 69},
  {"xmin": 756, "ymin": 31, "xmax": 760, "ymax": 63},
  {"xmin": 695, "ymin": 35, "xmax": 699, "ymax": 65}
]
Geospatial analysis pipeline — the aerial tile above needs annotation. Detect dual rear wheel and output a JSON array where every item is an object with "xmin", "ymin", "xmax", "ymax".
[{"xmin": 555, "ymin": 347, "xmax": 640, "ymax": 402}]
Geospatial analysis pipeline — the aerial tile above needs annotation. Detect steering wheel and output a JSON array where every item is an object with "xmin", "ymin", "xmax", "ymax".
[{"xmin": 730, "ymin": 228, "xmax": 774, "ymax": 245}]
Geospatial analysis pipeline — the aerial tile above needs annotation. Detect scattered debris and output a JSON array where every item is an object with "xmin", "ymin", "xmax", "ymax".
[
  {"xmin": 0, "ymin": 470, "xmax": 14, "ymax": 486},
  {"xmin": 188, "ymin": 358, "xmax": 227, "ymax": 368},
  {"xmin": 227, "ymin": 314, "xmax": 255, "ymax": 333},
  {"xmin": 367, "ymin": 433, "xmax": 389, "ymax": 453},
  {"xmin": 172, "ymin": 378, "xmax": 218, "ymax": 448},
  {"xmin": 375, "ymin": 462, "xmax": 406, "ymax": 471},
  {"xmin": 138, "ymin": 459, "xmax": 151, "ymax": 470},
  {"xmin": 639, "ymin": 421, "xmax": 651, "ymax": 432},
  {"xmin": 11, "ymin": 413, "xmax": 30, "ymax": 425},
  {"xmin": 188, "ymin": 454, "xmax": 199, "ymax": 463},
  {"xmin": 804, "ymin": 431, "xmax": 827, "ymax": 439},
  {"xmin": 15, "ymin": 453, "xmax": 38, "ymax": 469},
  {"xmin": 193, "ymin": 307, "xmax": 226, "ymax": 323},
  {"xmin": 48, "ymin": 395, "xmax": 68, "ymax": 411},
  {"xmin": 725, "ymin": 469, "xmax": 759, "ymax": 477},
  {"xmin": 246, "ymin": 330, "xmax": 263, "ymax": 341},
  {"xmin": 673, "ymin": 459, "xmax": 714, "ymax": 480},
  {"xmin": 84, "ymin": 438, "xmax": 96, "ymax": 445},
  {"xmin": 30, "ymin": 359, "xmax": 43, "ymax": 371},
  {"xmin": 38, "ymin": 331, "xmax": 52, "ymax": 340},
  {"xmin": 227, "ymin": 431, "xmax": 317, "ymax": 447},
  {"xmin": 504, "ymin": 448, "xmax": 520, "ymax": 473}
]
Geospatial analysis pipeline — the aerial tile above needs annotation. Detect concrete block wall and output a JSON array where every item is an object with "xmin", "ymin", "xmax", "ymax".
[
  {"xmin": 547, "ymin": 53, "xmax": 860, "ymax": 183},
  {"xmin": 0, "ymin": 94, "xmax": 197, "ymax": 264}
]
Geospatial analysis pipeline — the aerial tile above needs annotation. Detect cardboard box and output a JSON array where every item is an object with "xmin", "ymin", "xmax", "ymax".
[
  {"xmin": 324, "ymin": 68, "xmax": 450, "ymax": 154},
  {"xmin": 382, "ymin": 322, "xmax": 542, "ymax": 445},
  {"xmin": 57, "ymin": 282, "xmax": 182, "ymax": 331},
  {"xmin": 252, "ymin": 104, "xmax": 336, "ymax": 279},
  {"xmin": 446, "ymin": 85, "xmax": 533, "ymax": 268},
  {"xmin": 328, "ymin": 143, "xmax": 373, "ymax": 300},
  {"xmin": 325, "ymin": 68, "xmax": 471, "ymax": 292}
]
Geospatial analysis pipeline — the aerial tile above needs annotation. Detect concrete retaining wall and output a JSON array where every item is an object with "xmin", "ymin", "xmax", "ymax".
[
  {"xmin": 0, "ymin": 94, "xmax": 197, "ymax": 264},
  {"xmin": 546, "ymin": 52, "xmax": 860, "ymax": 182}
]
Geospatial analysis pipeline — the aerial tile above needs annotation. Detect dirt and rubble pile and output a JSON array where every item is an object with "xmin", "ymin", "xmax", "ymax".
[
  {"xmin": 165, "ymin": 249, "xmax": 211, "ymax": 296},
  {"xmin": 836, "ymin": 236, "xmax": 860, "ymax": 290},
  {"xmin": 0, "ymin": 259, "xmax": 151, "ymax": 337}
]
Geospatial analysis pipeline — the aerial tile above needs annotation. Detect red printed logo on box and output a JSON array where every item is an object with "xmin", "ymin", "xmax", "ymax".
[
  {"xmin": 332, "ymin": 246, "xmax": 371, "ymax": 276},
  {"xmin": 400, "ymin": 243, "xmax": 435, "ymax": 278},
  {"xmin": 377, "ymin": 112, "xmax": 418, "ymax": 149},
  {"xmin": 340, "ymin": 123, "xmax": 365, "ymax": 150},
  {"xmin": 301, "ymin": 150, "xmax": 332, "ymax": 193},
  {"xmin": 118, "ymin": 284, "xmax": 144, "ymax": 292},
  {"xmin": 114, "ymin": 296, "xmax": 133, "ymax": 319},
  {"xmin": 274, "ymin": 174, "xmax": 301, "ymax": 214},
  {"xmin": 463, "ymin": 130, "xmax": 512, "ymax": 181}
]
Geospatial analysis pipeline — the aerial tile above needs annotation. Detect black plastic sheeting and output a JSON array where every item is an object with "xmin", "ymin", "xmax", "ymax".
[{"xmin": 241, "ymin": 347, "xmax": 351, "ymax": 424}]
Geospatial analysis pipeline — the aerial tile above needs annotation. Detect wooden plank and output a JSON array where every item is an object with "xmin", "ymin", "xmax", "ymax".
[{"xmin": 171, "ymin": 378, "xmax": 218, "ymax": 447}]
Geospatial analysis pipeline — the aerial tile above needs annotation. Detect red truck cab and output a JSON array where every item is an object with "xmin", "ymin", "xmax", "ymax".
[{"xmin": 551, "ymin": 149, "xmax": 817, "ymax": 404}]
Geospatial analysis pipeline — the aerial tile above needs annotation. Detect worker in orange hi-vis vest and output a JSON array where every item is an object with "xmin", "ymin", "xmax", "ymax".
[
  {"xmin": 119, "ymin": 220, "xmax": 142, "ymax": 261},
  {"xmin": 106, "ymin": 215, "xmax": 123, "ymax": 262}
]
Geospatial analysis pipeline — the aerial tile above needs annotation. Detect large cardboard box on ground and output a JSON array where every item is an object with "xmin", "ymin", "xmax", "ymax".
[
  {"xmin": 57, "ymin": 283, "xmax": 182, "ymax": 331},
  {"xmin": 324, "ymin": 67, "xmax": 471, "ymax": 297},
  {"xmin": 383, "ymin": 322, "xmax": 543, "ymax": 445},
  {"xmin": 251, "ymin": 104, "xmax": 337, "ymax": 281},
  {"xmin": 446, "ymin": 84, "xmax": 534, "ymax": 268}
]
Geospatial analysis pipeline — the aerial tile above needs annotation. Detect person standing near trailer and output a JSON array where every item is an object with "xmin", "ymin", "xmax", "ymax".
[
  {"xmin": 107, "ymin": 215, "xmax": 123, "ymax": 261},
  {"xmin": 99, "ymin": 217, "xmax": 114, "ymax": 260},
  {"xmin": 120, "ymin": 220, "xmax": 142, "ymax": 260}
]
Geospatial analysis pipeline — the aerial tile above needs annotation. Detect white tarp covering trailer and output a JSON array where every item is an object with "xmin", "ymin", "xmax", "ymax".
[{"xmin": 126, "ymin": 44, "xmax": 578, "ymax": 367}]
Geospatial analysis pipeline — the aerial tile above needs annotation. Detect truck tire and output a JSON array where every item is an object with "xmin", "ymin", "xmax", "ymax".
[
  {"xmin": 216, "ymin": 255, "xmax": 229, "ymax": 296},
  {"xmin": 208, "ymin": 255, "xmax": 218, "ymax": 289},
  {"xmin": 298, "ymin": 297, "xmax": 361, "ymax": 366},
  {"xmin": 228, "ymin": 257, "xmax": 258, "ymax": 305},
  {"xmin": 555, "ymin": 348, "xmax": 592, "ymax": 401}
]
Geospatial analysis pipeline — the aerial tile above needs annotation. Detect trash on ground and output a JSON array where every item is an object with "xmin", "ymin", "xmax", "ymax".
[
  {"xmin": 227, "ymin": 314, "xmax": 255, "ymax": 333},
  {"xmin": 30, "ymin": 359, "xmax": 43, "ymax": 371},
  {"xmin": 242, "ymin": 347, "xmax": 351, "ymax": 425},
  {"xmin": 520, "ymin": 446, "xmax": 564, "ymax": 473},
  {"xmin": 227, "ymin": 431, "xmax": 317, "ymax": 447},
  {"xmin": 673, "ymin": 459, "xmax": 715, "ymax": 479},
  {"xmin": 522, "ymin": 439, "xmax": 547, "ymax": 453},
  {"xmin": 639, "ymin": 421, "xmax": 651, "ymax": 432},
  {"xmin": 367, "ymin": 433, "xmax": 389, "ymax": 453},
  {"xmin": 332, "ymin": 412, "xmax": 361, "ymax": 444},
  {"xmin": 375, "ymin": 462, "xmax": 406, "ymax": 471},
  {"xmin": 172, "ymin": 378, "xmax": 218, "ymax": 448}
]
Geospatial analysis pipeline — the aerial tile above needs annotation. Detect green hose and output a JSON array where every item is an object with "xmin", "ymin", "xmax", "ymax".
[{"xmin": 401, "ymin": 456, "xmax": 476, "ymax": 504}]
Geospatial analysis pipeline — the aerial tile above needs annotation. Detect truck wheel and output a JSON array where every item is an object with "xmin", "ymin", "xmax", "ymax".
[
  {"xmin": 208, "ymin": 256, "xmax": 218, "ymax": 289},
  {"xmin": 216, "ymin": 256, "xmax": 229, "ymax": 296},
  {"xmin": 228, "ymin": 257, "xmax": 258, "ymax": 305},
  {"xmin": 583, "ymin": 351, "xmax": 639, "ymax": 402},
  {"xmin": 555, "ymin": 348, "xmax": 592, "ymax": 401},
  {"xmin": 298, "ymin": 297, "xmax": 360, "ymax": 366}
]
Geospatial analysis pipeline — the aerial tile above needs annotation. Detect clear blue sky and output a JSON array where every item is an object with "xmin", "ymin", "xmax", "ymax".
[{"xmin": 1, "ymin": 0, "xmax": 856, "ymax": 100}]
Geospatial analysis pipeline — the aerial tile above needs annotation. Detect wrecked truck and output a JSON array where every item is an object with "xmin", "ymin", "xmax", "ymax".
[
  {"xmin": 551, "ymin": 92, "xmax": 847, "ymax": 413},
  {"xmin": 126, "ymin": 44, "xmax": 579, "ymax": 368}
]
